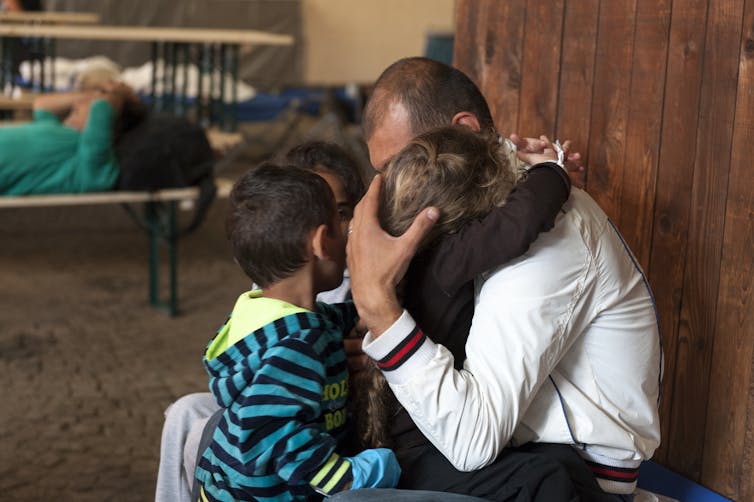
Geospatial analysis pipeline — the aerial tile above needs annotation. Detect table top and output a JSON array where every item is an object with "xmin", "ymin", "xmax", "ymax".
[
  {"xmin": 0, "ymin": 11, "xmax": 100, "ymax": 24},
  {"xmin": 0, "ymin": 95, "xmax": 34, "ymax": 110},
  {"xmin": 0, "ymin": 23, "xmax": 294, "ymax": 45}
]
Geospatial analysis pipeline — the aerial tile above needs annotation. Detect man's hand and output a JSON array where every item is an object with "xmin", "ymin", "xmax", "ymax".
[
  {"xmin": 510, "ymin": 133, "xmax": 586, "ymax": 189},
  {"xmin": 346, "ymin": 175, "xmax": 438, "ymax": 336}
]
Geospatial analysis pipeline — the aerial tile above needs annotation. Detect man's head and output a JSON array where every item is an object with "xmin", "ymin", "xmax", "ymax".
[
  {"xmin": 226, "ymin": 163, "xmax": 345, "ymax": 291},
  {"xmin": 284, "ymin": 141, "xmax": 365, "ymax": 237},
  {"xmin": 363, "ymin": 57, "xmax": 495, "ymax": 170}
]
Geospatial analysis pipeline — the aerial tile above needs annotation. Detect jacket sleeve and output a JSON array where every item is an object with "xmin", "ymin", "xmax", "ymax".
[
  {"xmin": 362, "ymin": 213, "xmax": 590, "ymax": 472},
  {"xmin": 317, "ymin": 300, "xmax": 359, "ymax": 335},
  {"xmin": 238, "ymin": 334, "xmax": 354, "ymax": 495},
  {"xmin": 430, "ymin": 162, "xmax": 571, "ymax": 296}
]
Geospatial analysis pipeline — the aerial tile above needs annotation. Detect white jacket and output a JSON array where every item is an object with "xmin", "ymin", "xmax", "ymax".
[{"xmin": 363, "ymin": 189, "xmax": 662, "ymax": 495}]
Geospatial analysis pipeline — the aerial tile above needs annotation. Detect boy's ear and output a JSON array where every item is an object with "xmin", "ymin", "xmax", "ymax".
[{"xmin": 311, "ymin": 224, "xmax": 331, "ymax": 261}]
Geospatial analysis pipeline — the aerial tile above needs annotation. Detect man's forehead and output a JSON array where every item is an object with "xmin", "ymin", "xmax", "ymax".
[{"xmin": 367, "ymin": 103, "xmax": 414, "ymax": 171}]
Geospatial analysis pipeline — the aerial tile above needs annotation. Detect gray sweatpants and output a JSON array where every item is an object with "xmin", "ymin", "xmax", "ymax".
[{"xmin": 154, "ymin": 392, "xmax": 219, "ymax": 502}]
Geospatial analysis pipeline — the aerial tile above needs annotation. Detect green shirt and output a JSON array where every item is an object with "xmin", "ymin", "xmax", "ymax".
[
  {"xmin": 0, "ymin": 99, "xmax": 120, "ymax": 195},
  {"xmin": 205, "ymin": 290, "xmax": 309, "ymax": 360}
]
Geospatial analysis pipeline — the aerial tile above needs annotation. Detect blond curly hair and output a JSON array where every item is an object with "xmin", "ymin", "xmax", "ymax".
[
  {"xmin": 355, "ymin": 125, "xmax": 525, "ymax": 450},
  {"xmin": 379, "ymin": 124, "xmax": 522, "ymax": 247}
]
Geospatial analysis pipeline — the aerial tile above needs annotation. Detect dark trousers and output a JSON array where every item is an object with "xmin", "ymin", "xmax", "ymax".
[{"xmin": 397, "ymin": 442, "xmax": 619, "ymax": 502}]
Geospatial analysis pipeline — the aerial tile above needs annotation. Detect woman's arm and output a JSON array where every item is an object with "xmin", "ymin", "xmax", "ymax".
[
  {"xmin": 33, "ymin": 91, "xmax": 94, "ymax": 119},
  {"xmin": 428, "ymin": 162, "xmax": 570, "ymax": 296}
]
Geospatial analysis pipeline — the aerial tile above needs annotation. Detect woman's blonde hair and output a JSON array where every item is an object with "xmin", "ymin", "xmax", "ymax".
[{"xmin": 379, "ymin": 125, "xmax": 521, "ymax": 247}]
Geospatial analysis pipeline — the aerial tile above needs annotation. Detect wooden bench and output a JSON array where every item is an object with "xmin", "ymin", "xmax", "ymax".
[{"xmin": 0, "ymin": 178, "xmax": 233, "ymax": 316}]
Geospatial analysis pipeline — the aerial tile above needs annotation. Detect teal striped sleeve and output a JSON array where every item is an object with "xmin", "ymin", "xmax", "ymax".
[
  {"xmin": 238, "ymin": 334, "xmax": 353, "ymax": 494},
  {"xmin": 317, "ymin": 301, "xmax": 358, "ymax": 335}
]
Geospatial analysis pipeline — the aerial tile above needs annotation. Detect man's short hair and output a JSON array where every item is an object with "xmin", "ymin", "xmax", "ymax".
[
  {"xmin": 363, "ymin": 57, "xmax": 495, "ymax": 140},
  {"xmin": 226, "ymin": 163, "xmax": 335, "ymax": 288},
  {"xmin": 283, "ymin": 141, "xmax": 365, "ymax": 206}
]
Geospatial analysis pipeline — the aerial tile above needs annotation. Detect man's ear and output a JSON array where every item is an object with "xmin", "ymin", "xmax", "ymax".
[
  {"xmin": 451, "ymin": 111, "xmax": 482, "ymax": 132},
  {"xmin": 311, "ymin": 224, "xmax": 331, "ymax": 261}
]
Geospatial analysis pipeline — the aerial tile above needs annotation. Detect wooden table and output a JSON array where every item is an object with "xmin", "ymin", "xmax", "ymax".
[
  {"xmin": 0, "ymin": 11, "xmax": 100, "ymax": 24},
  {"xmin": 0, "ymin": 24, "xmax": 294, "ymax": 130}
]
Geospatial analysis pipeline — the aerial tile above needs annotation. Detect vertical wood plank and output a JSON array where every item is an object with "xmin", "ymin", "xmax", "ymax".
[
  {"xmin": 586, "ymin": 0, "xmax": 638, "ymax": 221},
  {"xmin": 517, "ymin": 0, "xmax": 564, "ymax": 137},
  {"xmin": 646, "ymin": 0, "xmax": 709, "ymax": 466},
  {"xmin": 745, "ymin": 353, "xmax": 754, "ymax": 501},
  {"xmin": 454, "ymin": 0, "xmax": 754, "ymax": 494},
  {"xmin": 554, "ymin": 0, "xmax": 599, "ymax": 168},
  {"xmin": 453, "ymin": 0, "xmax": 482, "ymax": 82},
  {"xmin": 700, "ymin": 2, "xmax": 754, "ymax": 498},
  {"xmin": 454, "ymin": 0, "xmax": 527, "ymax": 135},
  {"xmin": 617, "ymin": 0, "xmax": 671, "ymax": 269},
  {"xmin": 667, "ymin": 0, "xmax": 744, "ymax": 481},
  {"xmin": 745, "ymin": 358, "xmax": 754, "ymax": 501}
]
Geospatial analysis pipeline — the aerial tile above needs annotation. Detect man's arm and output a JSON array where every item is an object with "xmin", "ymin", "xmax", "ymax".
[
  {"xmin": 347, "ymin": 176, "xmax": 586, "ymax": 470},
  {"xmin": 429, "ymin": 162, "xmax": 570, "ymax": 295},
  {"xmin": 33, "ymin": 90, "xmax": 93, "ymax": 119}
]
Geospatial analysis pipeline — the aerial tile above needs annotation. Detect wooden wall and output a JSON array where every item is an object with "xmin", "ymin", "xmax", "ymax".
[{"xmin": 454, "ymin": 0, "xmax": 754, "ymax": 499}]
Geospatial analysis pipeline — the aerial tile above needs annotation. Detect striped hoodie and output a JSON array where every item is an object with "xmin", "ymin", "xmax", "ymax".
[{"xmin": 196, "ymin": 291, "xmax": 358, "ymax": 501}]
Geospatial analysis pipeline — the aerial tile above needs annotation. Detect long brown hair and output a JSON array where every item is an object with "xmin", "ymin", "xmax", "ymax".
[{"xmin": 355, "ymin": 125, "xmax": 522, "ymax": 450}]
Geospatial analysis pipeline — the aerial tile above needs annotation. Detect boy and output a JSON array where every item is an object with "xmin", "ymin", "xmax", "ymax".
[{"xmin": 194, "ymin": 164, "xmax": 400, "ymax": 501}]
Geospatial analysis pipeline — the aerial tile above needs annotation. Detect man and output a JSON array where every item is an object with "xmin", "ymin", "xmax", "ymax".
[{"xmin": 343, "ymin": 57, "xmax": 662, "ymax": 498}]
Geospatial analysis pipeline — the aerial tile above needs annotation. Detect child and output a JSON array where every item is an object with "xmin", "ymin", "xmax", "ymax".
[
  {"xmin": 356, "ymin": 125, "xmax": 571, "ymax": 495},
  {"xmin": 283, "ymin": 141, "xmax": 366, "ymax": 304},
  {"xmin": 194, "ymin": 164, "xmax": 400, "ymax": 501},
  {"xmin": 155, "ymin": 141, "xmax": 367, "ymax": 502}
]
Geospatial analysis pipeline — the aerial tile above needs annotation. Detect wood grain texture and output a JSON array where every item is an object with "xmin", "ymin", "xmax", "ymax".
[
  {"xmin": 586, "ymin": 0, "xmax": 638, "ymax": 222},
  {"xmin": 616, "ymin": 0, "xmax": 671, "ymax": 269},
  {"xmin": 517, "ymin": 0, "xmax": 564, "ymax": 137},
  {"xmin": 455, "ymin": 0, "xmax": 754, "ymax": 495},
  {"xmin": 667, "ymin": 0, "xmax": 743, "ymax": 481},
  {"xmin": 700, "ymin": 2, "xmax": 754, "ymax": 498},
  {"xmin": 554, "ymin": 0, "xmax": 599, "ymax": 169},
  {"xmin": 646, "ymin": 0, "xmax": 709, "ymax": 466},
  {"xmin": 466, "ymin": 0, "xmax": 527, "ymax": 136}
]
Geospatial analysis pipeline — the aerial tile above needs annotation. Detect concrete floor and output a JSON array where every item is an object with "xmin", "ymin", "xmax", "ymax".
[
  {"xmin": 0, "ymin": 198, "xmax": 250, "ymax": 501},
  {"xmin": 0, "ymin": 111, "xmax": 370, "ymax": 501}
]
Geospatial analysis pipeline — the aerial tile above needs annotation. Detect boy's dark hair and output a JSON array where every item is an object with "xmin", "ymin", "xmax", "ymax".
[
  {"xmin": 284, "ymin": 141, "xmax": 365, "ymax": 205},
  {"xmin": 363, "ymin": 57, "xmax": 496, "ymax": 140},
  {"xmin": 226, "ymin": 163, "xmax": 336, "ymax": 288}
]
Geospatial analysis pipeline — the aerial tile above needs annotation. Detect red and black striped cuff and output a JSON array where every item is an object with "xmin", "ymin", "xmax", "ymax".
[
  {"xmin": 374, "ymin": 326, "xmax": 426, "ymax": 372},
  {"xmin": 585, "ymin": 459, "xmax": 639, "ymax": 484}
]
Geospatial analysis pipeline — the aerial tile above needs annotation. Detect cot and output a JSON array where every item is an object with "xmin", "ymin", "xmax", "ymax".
[{"xmin": 0, "ymin": 177, "xmax": 233, "ymax": 316}]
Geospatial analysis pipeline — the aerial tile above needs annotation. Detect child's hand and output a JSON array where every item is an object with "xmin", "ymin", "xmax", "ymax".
[
  {"xmin": 510, "ymin": 133, "xmax": 586, "ymax": 188},
  {"xmin": 346, "ymin": 448, "xmax": 401, "ymax": 489},
  {"xmin": 514, "ymin": 135, "xmax": 564, "ymax": 166}
]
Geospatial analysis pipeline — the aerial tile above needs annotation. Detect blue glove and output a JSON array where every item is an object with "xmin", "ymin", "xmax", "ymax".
[{"xmin": 346, "ymin": 448, "xmax": 401, "ymax": 489}]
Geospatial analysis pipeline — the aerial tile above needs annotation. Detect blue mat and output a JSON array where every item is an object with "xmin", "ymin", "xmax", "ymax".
[{"xmin": 638, "ymin": 461, "xmax": 732, "ymax": 501}]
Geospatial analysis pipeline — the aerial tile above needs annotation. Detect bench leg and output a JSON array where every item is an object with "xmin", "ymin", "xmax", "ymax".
[{"xmin": 146, "ymin": 201, "xmax": 179, "ymax": 316}]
